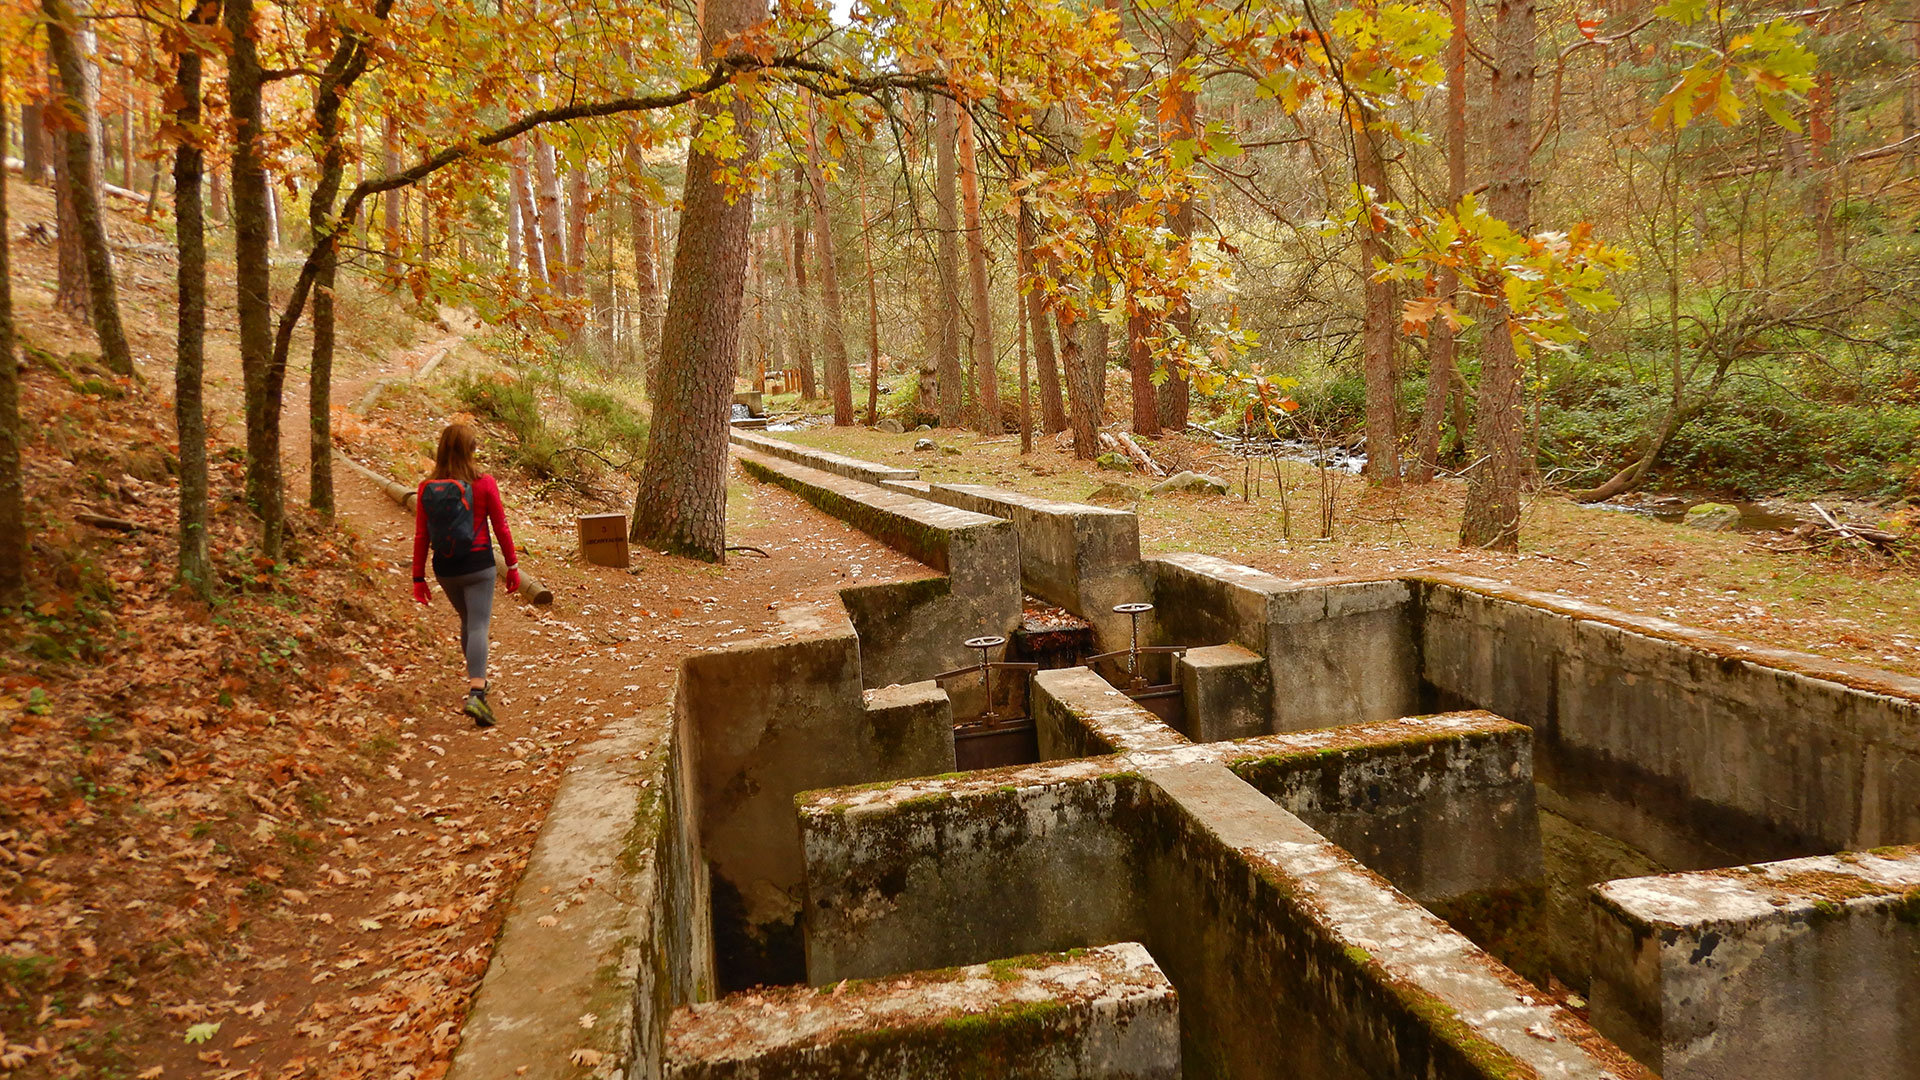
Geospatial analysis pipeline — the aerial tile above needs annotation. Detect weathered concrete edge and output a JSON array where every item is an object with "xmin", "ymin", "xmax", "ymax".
[
  {"xmin": 1591, "ymin": 844, "xmax": 1920, "ymax": 934},
  {"xmin": 663, "ymin": 942, "xmax": 1176, "ymax": 1076},
  {"xmin": 448, "ymin": 710, "xmax": 688, "ymax": 1080},
  {"xmin": 730, "ymin": 430, "xmax": 920, "ymax": 484},
  {"xmin": 735, "ymin": 448, "xmax": 1007, "ymax": 575},
  {"xmin": 1032, "ymin": 666, "xmax": 1191, "ymax": 757}
]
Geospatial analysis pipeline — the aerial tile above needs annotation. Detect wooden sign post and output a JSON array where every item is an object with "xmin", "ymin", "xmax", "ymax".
[{"xmin": 577, "ymin": 513, "xmax": 631, "ymax": 568}]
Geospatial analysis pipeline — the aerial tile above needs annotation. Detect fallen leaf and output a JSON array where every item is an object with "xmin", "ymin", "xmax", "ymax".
[
  {"xmin": 569, "ymin": 1048, "xmax": 603, "ymax": 1066},
  {"xmin": 184, "ymin": 1021, "xmax": 221, "ymax": 1044}
]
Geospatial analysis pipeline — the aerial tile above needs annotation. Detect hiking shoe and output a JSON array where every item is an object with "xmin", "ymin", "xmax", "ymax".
[{"xmin": 465, "ymin": 689, "xmax": 497, "ymax": 728}]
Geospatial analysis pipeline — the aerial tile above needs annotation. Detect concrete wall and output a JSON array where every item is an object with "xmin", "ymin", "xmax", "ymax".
[
  {"xmin": 730, "ymin": 430, "xmax": 920, "ymax": 485},
  {"xmin": 1149, "ymin": 555, "xmax": 1419, "ymax": 731},
  {"xmin": 1031, "ymin": 666, "xmax": 1191, "ymax": 759},
  {"xmin": 448, "ymin": 710, "xmax": 706, "ymax": 1080},
  {"xmin": 677, "ymin": 603, "xmax": 955, "ymax": 989},
  {"xmin": 1177, "ymin": 644, "xmax": 1269, "ymax": 743},
  {"xmin": 1588, "ymin": 847, "xmax": 1920, "ymax": 1080},
  {"xmin": 735, "ymin": 449, "xmax": 1020, "ymax": 686},
  {"xmin": 919, "ymin": 483, "xmax": 1147, "ymax": 649},
  {"xmin": 665, "ymin": 943, "xmax": 1179, "ymax": 1080},
  {"xmin": 797, "ymin": 757, "xmax": 1643, "ymax": 1079},
  {"xmin": 1416, "ymin": 574, "xmax": 1920, "ymax": 868}
]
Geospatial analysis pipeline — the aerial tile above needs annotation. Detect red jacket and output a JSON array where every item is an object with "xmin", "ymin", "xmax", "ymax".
[{"xmin": 412, "ymin": 473, "xmax": 518, "ymax": 581}]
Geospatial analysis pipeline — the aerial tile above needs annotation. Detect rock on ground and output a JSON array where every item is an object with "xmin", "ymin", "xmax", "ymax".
[
  {"xmin": 1684, "ymin": 502, "xmax": 1742, "ymax": 531},
  {"xmin": 1149, "ymin": 470, "xmax": 1231, "ymax": 496}
]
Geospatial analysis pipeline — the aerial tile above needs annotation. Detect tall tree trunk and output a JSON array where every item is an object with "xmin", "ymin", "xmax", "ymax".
[
  {"xmin": 956, "ymin": 112, "xmax": 999, "ymax": 433},
  {"xmin": 933, "ymin": 96, "xmax": 964, "ymax": 427},
  {"xmin": 534, "ymin": 132, "xmax": 567, "ymax": 295},
  {"xmin": 802, "ymin": 93, "xmax": 853, "ymax": 425},
  {"xmin": 227, "ymin": 0, "xmax": 283, "ymax": 554},
  {"xmin": 382, "ymin": 109, "xmax": 401, "ymax": 281},
  {"xmin": 788, "ymin": 171, "xmax": 816, "ymax": 399},
  {"xmin": 208, "ymin": 163, "xmax": 226, "ymax": 223},
  {"xmin": 1071, "ymin": 254, "xmax": 1106, "ymax": 459},
  {"xmin": 627, "ymin": 125, "xmax": 660, "ymax": 364},
  {"xmin": 21, "ymin": 101, "xmax": 48, "ymax": 183},
  {"xmin": 506, "ymin": 181, "xmax": 522, "ymax": 278},
  {"xmin": 119, "ymin": 72, "xmax": 133, "ymax": 188},
  {"xmin": 1459, "ymin": 0, "xmax": 1534, "ymax": 552},
  {"xmin": 511, "ymin": 138, "xmax": 547, "ymax": 286},
  {"xmin": 305, "ymin": 0, "xmax": 387, "ymax": 519},
  {"xmin": 1157, "ymin": 17, "xmax": 1198, "ymax": 431},
  {"xmin": 1128, "ymin": 308, "xmax": 1157, "ymax": 436},
  {"xmin": 1058, "ymin": 304, "xmax": 1091, "ymax": 456},
  {"xmin": 0, "ymin": 70, "xmax": 23, "ymax": 604},
  {"xmin": 629, "ymin": 0, "xmax": 766, "ymax": 561},
  {"xmin": 44, "ymin": 0, "xmax": 130, "ymax": 376},
  {"xmin": 1410, "ymin": 0, "xmax": 1468, "ymax": 483},
  {"xmin": 858, "ymin": 157, "xmax": 882, "ymax": 426},
  {"xmin": 1353, "ymin": 116, "xmax": 1399, "ymax": 486},
  {"xmin": 172, "ymin": 1, "xmax": 214, "ymax": 594},
  {"xmin": 264, "ymin": 171, "xmax": 281, "ymax": 249},
  {"xmin": 566, "ymin": 148, "xmax": 590, "ymax": 304},
  {"xmin": 49, "ymin": 46, "xmax": 90, "ymax": 321},
  {"xmin": 1017, "ymin": 205, "xmax": 1066, "ymax": 433}
]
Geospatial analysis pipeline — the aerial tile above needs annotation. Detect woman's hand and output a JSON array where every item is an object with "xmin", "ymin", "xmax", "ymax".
[
  {"xmin": 412, "ymin": 581, "xmax": 431, "ymax": 604},
  {"xmin": 506, "ymin": 566, "xmax": 522, "ymax": 593}
]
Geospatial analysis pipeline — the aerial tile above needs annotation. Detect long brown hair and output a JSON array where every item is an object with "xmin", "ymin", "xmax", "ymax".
[{"xmin": 430, "ymin": 422, "xmax": 480, "ymax": 483}]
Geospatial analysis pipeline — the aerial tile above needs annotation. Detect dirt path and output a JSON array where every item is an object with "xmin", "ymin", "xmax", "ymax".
[{"xmin": 0, "ymin": 173, "xmax": 926, "ymax": 1079}]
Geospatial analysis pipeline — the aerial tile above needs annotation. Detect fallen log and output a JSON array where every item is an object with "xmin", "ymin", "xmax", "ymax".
[
  {"xmin": 332, "ymin": 450, "xmax": 554, "ymax": 605},
  {"xmin": 75, "ymin": 511, "xmax": 140, "ymax": 533}
]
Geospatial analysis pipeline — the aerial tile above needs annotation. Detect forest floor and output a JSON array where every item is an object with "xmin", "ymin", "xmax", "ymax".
[
  {"xmin": 0, "ymin": 179, "xmax": 921, "ymax": 1079},
  {"xmin": 779, "ymin": 421, "xmax": 1920, "ymax": 679}
]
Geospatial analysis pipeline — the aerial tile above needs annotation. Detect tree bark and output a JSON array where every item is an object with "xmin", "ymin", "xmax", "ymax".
[
  {"xmin": 629, "ymin": 0, "xmax": 767, "ymax": 561},
  {"xmin": 858, "ymin": 156, "xmax": 882, "ymax": 426},
  {"xmin": 627, "ymin": 125, "xmax": 660, "ymax": 364},
  {"xmin": 787, "ymin": 171, "xmax": 816, "ymax": 399},
  {"xmin": 506, "ymin": 178, "xmax": 522, "ymax": 277},
  {"xmin": 1156, "ymin": 18, "xmax": 1198, "ymax": 432},
  {"xmin": 933, "ymin": 96, "xmax": 964, "ymax": 426},
  {"xmin": 382, "ymin": 108, "xmax": 401, "ymax": 281},
  {"xmin": 21, "ymin": 101, "xmax": 48, "ymax": 183},
  {"xmin": 802, "ymin": 93, "xmax": 853, "ymax": 425},
  {"xmin": 43, "ymin": 0, "xmax": 131, "ymax": 376},
  {"xmin": 1017, "ymin": 205, "xmax": 1066, "ymax": 433},
  {"xmin": 0, "ymin": 71, "xmax": 23, "ymax": 604},
  {"xmin": 566, "ymin": 147, "xmax": 590, "ymax": 305},
  {"xmin": 1071, "ymin": 268, "xmax": 1106, "ymax": 459},
  {"xmin": 227, "ymin": 0, "xmax": 284, "ymax": 554},
  {"xmin": 956, "ymin": 112, "xmax": 999, "ymax": 433},
  {"xmin": 511, "ymin": 138, "xmax": 547, "ymax": 286},
  {"xmin": 534, "ymin": 131, "xmax": 568, "ymax": 294},
  {"xmin": 1409, "ymin": 0, "xmax": 1469, "ymax": 483},
  {"xmin": 208, "ymin": 163, "xmax": 226, "ymax": 223},
  {"xmin": 306, "ymin": 0, "xmax": 388, "ymax": 519},
  {"xmin": 172, "ymin": 2, "xmax": 214, "ymax": 594},
  {"xmin": 1459, "ymin": 0, "xmax": 1534, "ymax": 552},
  {"xmin": 1353, "ymin": 116, "xmax": 1399, "ymax": 486}
]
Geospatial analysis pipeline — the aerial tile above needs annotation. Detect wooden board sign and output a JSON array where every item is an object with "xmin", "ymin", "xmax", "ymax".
[{"xmin": 577, "ymin": 512, "xmax": 631, "ymax": 568}]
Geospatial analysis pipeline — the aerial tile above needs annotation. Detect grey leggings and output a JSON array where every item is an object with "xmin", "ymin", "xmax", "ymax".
[{"xmin": 437, "ymin": 565, "xmax": 496, "ymax": 680}]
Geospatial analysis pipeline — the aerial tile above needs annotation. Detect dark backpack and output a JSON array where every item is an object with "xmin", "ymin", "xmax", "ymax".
[{"xmin": 422, "ymin": 479, "xmax": 477, "ymax": 562}]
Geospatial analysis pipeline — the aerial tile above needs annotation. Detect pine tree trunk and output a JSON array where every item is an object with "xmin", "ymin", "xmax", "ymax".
[
  {"xmin": 44, "ymin": 0, "xmax": 130, "ymax": 376},
  {"xmin": 858, "ymin": 158, "xmax": 882, "ymax": 426},
  {"xmin": 1070, "ymin": 266, "xmax": 1105, "ymax": 459},
  {"xmin": 566, "ymin": 151, "xmax": 590, "ymax": 305},
  {"xmin": 534, "ymin": 133, "xmax": 567, "ymax": 295},
  {"xmin": 934, "ymin": 96, "xmax": 964, "ymax": 427},
  {"xmin": 1128, "ymin": 309, "xmax": 1157, "ymax": 436},
  {"xmin": 21, "ymin": 101, "xmax": 48, "ymax": 183},
  {"xmin": 629, "ymin": 0, "xmax": 766, "ymax": 561},
  {"xmin": 511, "ymin": 139, "xmax": 546, "ymax": 285},
  {"xmin": 788, "ymin": 172, "xmax": 817, "ymax": 399},
  {"xmin": 1354, "ymin": 117, "xmax": 1399, "ymax": 485},
  {"xmin": 1017, "ymin": 206, "xmax": 1066, "ymax": 434},
  {"xmin": 956, "ymin": 114, "xmax": 1000, "ymax": 434},
  {"xmin": 173, "ymin": 1, "xmax": 214, "ymax": 593},
  {"xmin": 0, "ymin": 74, "xmax": 23, "ymax": 604},
  {"xmin": 382, "ymin": 109, "xmax": 401, "ymax": 281},
  {"xmin": 627, "ymin": 125, "xmax": 660, "ymax": 365},
  {"xmin": 227, "ymin": 0, "xmax": 284, "ymax": 554},
  {"xmin": 1410, "ymin": 0, "xmax": 1469, "ymax": 484},
  {"xmin": 802, "ymin": 94, "xmax": 853, "ymax": 425},
  {"xmin": 1460, "ymin": 0, "xmax": 1534, "ymax": 552},
  {"xmin": 209, "ymin": 164, "xmax": 226, "ymax": 223},
  {"xmin": 1157, "ymin": 17, "xmax": 1198, "ymax": 431}
]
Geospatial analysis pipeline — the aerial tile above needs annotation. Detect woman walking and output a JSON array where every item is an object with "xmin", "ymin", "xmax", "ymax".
[{"xmin": 412, "ymin": 422, "xmax": 521, "ymax": 727}]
